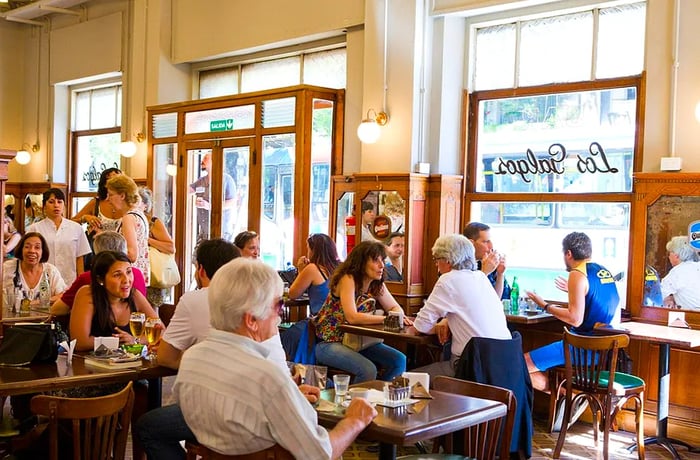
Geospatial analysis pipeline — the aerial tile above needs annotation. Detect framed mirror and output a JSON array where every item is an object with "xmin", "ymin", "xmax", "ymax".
[
  {"xmin": 629, "ymin": 173, "xmax": 700, "ymax": 324},
  {"xmin": 24, "ymin": 193, "xmax": 45, "ymax": 229}
]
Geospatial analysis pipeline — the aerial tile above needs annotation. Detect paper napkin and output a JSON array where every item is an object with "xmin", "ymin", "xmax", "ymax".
[{"xmin": 60, "ymin": 339, "xmax": 77, "ymax": 361}]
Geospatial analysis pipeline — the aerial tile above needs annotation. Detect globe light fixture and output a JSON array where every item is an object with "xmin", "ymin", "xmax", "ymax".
[{"xmin": 357, "ymin": 109, "xmax": 388, "ymax": 144}]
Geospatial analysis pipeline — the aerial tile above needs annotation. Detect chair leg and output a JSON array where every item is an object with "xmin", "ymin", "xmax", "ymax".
[
  {"xmin": 553, "ymin": 390, "xmax": 573, "ymax": 458},
  {"xmin": 603, "ymin": 398, "xmax": 612, "ymax": 460},
  {"xmin": 635, "ymin": 394, "xmax": 645, "ymax": 460}
]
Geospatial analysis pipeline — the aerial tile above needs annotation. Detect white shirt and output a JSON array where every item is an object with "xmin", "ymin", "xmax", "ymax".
[
  {"xmin": 162, "ymin": 287, "xmax": 288, "ymax": 373},
  {"xmin": 27, "ymin": 217, "xmax": 90, "ymax": 286},
  {"xmin": 3, "ymin": 259, "xmax": 66, "ymax": 300},
  {"xmin": 414, "ymin": 269, "xmax": 511, "ymax": 357},
  {"xmin": 175, "ymin": 329, "xmax": 332, "ymax": 458},
  {"xmin": 661, "ymin": 261, "xmax": 700, "ymax": 310}
]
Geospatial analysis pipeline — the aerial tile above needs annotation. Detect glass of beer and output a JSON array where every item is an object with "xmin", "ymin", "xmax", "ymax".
[
  {"xmin": 129, "ymin": 312, "xmax": 146, "ymax": 344},
  {"xmin": 144, "ymin": 317, "xmax": 163, "ymax": 361}
]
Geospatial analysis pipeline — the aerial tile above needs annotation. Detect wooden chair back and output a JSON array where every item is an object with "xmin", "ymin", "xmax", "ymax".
[
  {"xmin": 30, "ymin": 381, "xmax": 135, "ymax": 460},
  {"xmin": 433, "ymin": 376, "xmax": 515, "ymax": 460},
  {"xmin": 185, "ymin": 441, "xmax": 294, "ymax": 459},
  {"xmin": 562, "ymin": 328, "xmax": 629, "ymax": 395}
]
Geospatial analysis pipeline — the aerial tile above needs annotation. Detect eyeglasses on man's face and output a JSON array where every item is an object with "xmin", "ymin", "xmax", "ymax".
[{"xmin": 432, "ymin": 256, "xmax": 446, "ymax": 263}]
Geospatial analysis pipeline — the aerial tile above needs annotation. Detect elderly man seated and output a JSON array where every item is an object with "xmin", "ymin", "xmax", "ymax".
[{"xmin": 175, "ymin": 258, "xmax": 377, "ymax": 458}]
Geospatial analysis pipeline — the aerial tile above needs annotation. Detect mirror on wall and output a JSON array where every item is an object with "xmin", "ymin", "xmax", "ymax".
[
  {"xmin": 335, "ymin": 192, "xmax": 354, "ymax": 260},
  {"xmin": 24, "ymin": 193, "xmax": 45, "ymax": 229},
  {"xmin": 360, "ymin": 190, "xmax": 406, "ymax": 283},
  {"xmin": 644, "ymin": 195, "xmax": 700, "ymax": 311}
]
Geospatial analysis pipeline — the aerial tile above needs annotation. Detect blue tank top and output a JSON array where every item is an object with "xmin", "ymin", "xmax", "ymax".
[
  {"xmin": 574, "ymin": 261, "xmax": 619, "ymax": 333},
  {"xmin": 308, "ymin": 279, "xmax": 330, "ymax": 315}
]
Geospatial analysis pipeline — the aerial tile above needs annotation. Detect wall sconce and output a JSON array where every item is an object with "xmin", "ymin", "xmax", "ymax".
[
  {"xmin": 357, "ymin": 109, "xmax": 389, "ymax": 144},
  {"xmin": 15, "ymin": 143, "xmax": 39, "ymax": 165},
  {"xmin": 119, "ymin": 132, "xmax": 145, "ymax": 158}
]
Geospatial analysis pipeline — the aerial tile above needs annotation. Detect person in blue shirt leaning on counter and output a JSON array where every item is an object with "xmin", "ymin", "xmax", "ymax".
[{"xmin": 524, "ymin": 231, "xmax": 620, "ymax": 391}]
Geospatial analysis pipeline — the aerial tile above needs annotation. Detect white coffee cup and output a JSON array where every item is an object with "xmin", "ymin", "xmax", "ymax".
[{"xmin": 348, "ymin": 387, "xmax": 370, "ymax": 400}]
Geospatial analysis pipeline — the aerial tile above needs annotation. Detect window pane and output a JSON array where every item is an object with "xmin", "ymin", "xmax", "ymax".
[
  {"xmin": 261, "ymin": 133, "xmax": 295, "ymax": 269},
  {"xmin": 596, "ymin": 2, "xmax": 646, "ymax": 78},
  {"xmin": 309, "ymin": 98, "xmax": 333, "ymax": 235},
  {"xmin": 200, "ymin": 67, "xmax": 239, "ymax": 99},
  {"xmin": 241, "ymin": 57, "xmax": 300, "ymax": 93},
  {"xmin": 90, "ymin": 87, "xmax": 118, "ymax": 129},
  {"xmin": 471, "ymin": 201, "xmax": 629, "ymax": 305},
  {"xmin": 152, "ymin": 143, "xmax": 177, "ymax": 305},
  {"xmin": 152, "ymin": 113, "xmax": 178, "ymax": 138},
  {"xmin": 519, "ymin": 12, "xmax": 593, "ymax": 86},
  {"xmin": 224, "ymin": 146, "xmax": 249, "ymax": 239},
  {"xmin": 262, "ymin": 97, "xmax": 295, "ymax": 128},
  {"xmin": 304, "ymin": 48, "xmax": 347, "ymax": 88},
  {"xmin": 474, "ymin": 23, "xmax": 516, "ymax": 91},
  {"xmin": 74, "ymin": 91, "xmax": 90, "ymax": 130},
  {"xmin": 184, "ymin": 105, "xmax": 254, "ymax": 134},
  {"xmin": 74, "ymin": 132, "xmax": 122, "ymax": 193},
  {"xmin": 475, "ymin": 87, "xmax": 636, "ymax": 193}
]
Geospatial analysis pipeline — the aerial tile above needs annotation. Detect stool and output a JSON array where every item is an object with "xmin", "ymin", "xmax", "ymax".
[{"xmin": 185, "ymin": 441, "xmax": 294, "ymax": 459}]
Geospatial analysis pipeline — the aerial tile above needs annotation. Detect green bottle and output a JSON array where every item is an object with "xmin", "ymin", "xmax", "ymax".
[{"xmin": 510, "ymin": 276, "xmax": 520, "ymax": 314}]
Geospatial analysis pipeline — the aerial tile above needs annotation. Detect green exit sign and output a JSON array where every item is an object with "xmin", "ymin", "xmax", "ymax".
[{"xmin": 210, "ymin": 119, "xmax": 234, "ymax": 132}]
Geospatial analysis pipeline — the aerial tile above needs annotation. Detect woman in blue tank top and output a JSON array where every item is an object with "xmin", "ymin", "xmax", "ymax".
[{"xmin": 289, "ymin": 233, "xmax": 341, "ymax": 315}]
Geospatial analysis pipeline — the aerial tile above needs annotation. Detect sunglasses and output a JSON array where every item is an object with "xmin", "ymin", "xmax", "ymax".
[{"xmin": 274, "ymin": 297, "xmax": 285, "ymax": 316}]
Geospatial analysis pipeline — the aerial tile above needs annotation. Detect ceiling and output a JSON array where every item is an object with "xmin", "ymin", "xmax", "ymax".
[{"xmin": 0, "ymin": 0, "xmax": 89, "ymax": 24}]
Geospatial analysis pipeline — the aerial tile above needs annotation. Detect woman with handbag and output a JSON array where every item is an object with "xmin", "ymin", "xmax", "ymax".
[
  {"xmin": 314, "ymin": 241, "xmax": 409, "ymax": 383},
  {"xmin": 139, "ymin": 187, "xmax": 176, "ymax": 308},
  {"xmin": 107, "ymin": 175, "xmax": 151, "ymax": 285},
  {"xmin": 2, "ymin": 232, "xmax": 66, "ymax": 310}
]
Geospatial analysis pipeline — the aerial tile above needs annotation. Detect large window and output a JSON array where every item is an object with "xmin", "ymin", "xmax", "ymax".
[
  {"xmin": 70, "ymin": 84, "xmax": 123, "ymax": 213},
  {"xmin": 198, "ymin": 47, "xmax": 346, "ymax": 98},
  {"xmin": 465, "ymin": 2, "xmax": 646, "ymax": 307}
]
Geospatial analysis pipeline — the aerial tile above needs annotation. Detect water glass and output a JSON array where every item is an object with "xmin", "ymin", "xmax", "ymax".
[
  {"xmin": 3, "ymin": 288, "xmax": 15, "ymax": 313},
  {"xmin": 333, "ymin": 374, "xmax": 350, "ymax": 400}
]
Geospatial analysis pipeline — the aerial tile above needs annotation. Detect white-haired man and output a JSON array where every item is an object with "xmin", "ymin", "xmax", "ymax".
[
  {"xmin": 661, "ymin": 235, "xmax": 700, "ymax": 310},
  {"xmin": 175, "ymin": 258, "xmax": 377, "ymax": 458}
]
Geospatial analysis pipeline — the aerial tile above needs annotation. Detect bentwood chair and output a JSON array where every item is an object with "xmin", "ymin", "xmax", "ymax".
[
  {"xmin": 554, "ymin": 328, "xmax": 645, "ymax": 460},
  {"xmin": 184, "ymin": 441, "xmax": 294, "ymax": 459},
  {"xmin": 29, "ymin": 381, "xmax": 134, "ymax": 460},
  {"xmin": 400, "ymin": 376, "xmax": 516, "ymax": 460}
]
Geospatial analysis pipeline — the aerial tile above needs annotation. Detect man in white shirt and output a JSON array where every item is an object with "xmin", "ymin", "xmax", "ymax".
[
  {"xmin": 176, "ymin": 258, "xmax": 376, "ymax": 458},
  {"xmin": 661, "ymin": 235, "xmax": 700, "ymax": 310}
]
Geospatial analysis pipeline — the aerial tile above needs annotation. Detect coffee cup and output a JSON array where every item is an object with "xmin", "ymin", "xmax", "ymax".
[{"xmin": 348, "ymin": 387, "xmax": 370, "ymax": 400}]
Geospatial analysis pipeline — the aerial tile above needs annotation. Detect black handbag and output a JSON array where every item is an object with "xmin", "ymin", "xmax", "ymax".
[{"xmin": 0, "ymin": 323, "xmax": 59, "ymax": 366}]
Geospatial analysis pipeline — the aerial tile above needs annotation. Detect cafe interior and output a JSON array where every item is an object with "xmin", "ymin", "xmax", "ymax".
[{"xmin": 1, "ymin": 0, "xmax": 700, "ymax": 458}]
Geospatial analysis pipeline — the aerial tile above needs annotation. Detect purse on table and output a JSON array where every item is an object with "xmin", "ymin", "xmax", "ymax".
[{"xmin": 0, "ymin": 323, "xmax": 59, "ymax": 366}]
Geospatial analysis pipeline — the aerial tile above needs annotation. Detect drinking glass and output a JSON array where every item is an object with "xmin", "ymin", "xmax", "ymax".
[
  {"xmin": 144, "ymin": 317, "xmax": 163, "ymax": 361},
  {"xmin": 333, "ymin": 374, "xmax": 350, "ymax": 403},
  {"xmin": 129, "ymin": 312, "xmax": 146, "ymax": 344}
]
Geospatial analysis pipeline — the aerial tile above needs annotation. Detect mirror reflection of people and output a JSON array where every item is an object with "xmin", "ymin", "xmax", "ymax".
[
  {"xmin": 463, "ymin": 222, "xmax": 510, "ymax": 299},
  {"xmin": 189, "ymin": 153, "xmax": 237, "ymax": 242},
  {"xmin": 3, "ymin": 211, "xmax": 20, "ymax": 259},
  {"xmin": 660, "ymin": 236, "xmax": 700, "ymax": 310},
  {"xmin": 383, "ymin": 232, "xmax": 404, "ymax": 282},
  {"xmin": 360, "ymin": 201, "xmax": 378, "ymax": 242},
  {"xmin": 233, "ymin": 230, "xmax": 260, "ymax": 259},
  {"xmin": 643, "ymin": 265, "xmax": 663, "ymax": 306},
  {"xmin": 524, "ymin": 232, "xmax": 620, "ymax": 391},
  {"xmin": 27, "ymin": 188, "xmax": 91, "ymax": 286}
]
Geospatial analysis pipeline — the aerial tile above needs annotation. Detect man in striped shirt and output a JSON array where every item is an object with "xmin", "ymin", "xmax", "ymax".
[{"xmin": 175, "ymin": 258, "xmax": 376, "ymax": 458}]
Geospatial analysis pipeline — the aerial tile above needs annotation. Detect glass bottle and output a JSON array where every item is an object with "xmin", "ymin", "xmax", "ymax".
[{"xmin": 510, "ymin": 276, "xmax": 520, "ymax": 314}]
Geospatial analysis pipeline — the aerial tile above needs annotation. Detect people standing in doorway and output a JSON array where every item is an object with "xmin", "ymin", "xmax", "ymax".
[{"xmin": 189, "ymin": 153, "xmax": 237, "ymax": 242}]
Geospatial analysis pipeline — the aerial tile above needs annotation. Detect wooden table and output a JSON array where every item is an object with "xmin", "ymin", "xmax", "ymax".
[
  {"xmin": 506, "ymin": 310, "xmax": 556, "ymax": 325},
  {"xmin": 316, "ymin": 380, "xmax": 506, "ymax": 460},
  {"xmin": 599, "ymin": 321, "xmax": 700, "ymax": 459},
  {"xmin": 0, "ymin": 353, "xmax": 176, "ymax": 409}
]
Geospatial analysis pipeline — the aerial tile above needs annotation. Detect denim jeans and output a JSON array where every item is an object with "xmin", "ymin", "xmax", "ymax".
[
  {"xmin": 134, "ymin": 404, "xmax": 195, "ymax": 460},
  {"xmin": 315, "ymin": 341, "xmax": 406, "ymax": 383}
]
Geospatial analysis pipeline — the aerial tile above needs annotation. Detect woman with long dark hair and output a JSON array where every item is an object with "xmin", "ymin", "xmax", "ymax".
[
  {"xmin": 314, "ymin": 241, "xmax": 409, "ymax": 382},
  {"xmin": 70, "ymin": 251, "xmax": 157, "ymax": 351},
  {"xmin": 71, "ymin": 167, "xmax": 124, "ymax": 232},
  {"xmin": 289, "ymin": 233, "xmax": 340, "ymax": 315}
]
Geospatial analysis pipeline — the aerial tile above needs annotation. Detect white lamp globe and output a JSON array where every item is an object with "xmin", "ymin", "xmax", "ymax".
[
  {"xmin": 357, "ymin": 120, "xmax": 381, "ymax": 144},
  {"xmin": 15, "ymin": 150, "xmax": 31, "ymax": 165},
  {"xmin": 119, "ymin": 141, "xmax": 137, "ymax": 158}
]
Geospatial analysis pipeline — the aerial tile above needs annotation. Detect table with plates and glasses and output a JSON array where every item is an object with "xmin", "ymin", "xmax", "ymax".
[
  {"xmin": 315, "ymin": 380, "xmax": 507, "ymax": 460},
  {"xmin": 597, "ymin": 321, "xmax": 700, "ymax": 459}
]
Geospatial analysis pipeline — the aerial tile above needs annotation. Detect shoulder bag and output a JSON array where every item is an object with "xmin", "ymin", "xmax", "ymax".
[
  {"xmin": 149, "ymin": 246, "xmax": 181, "ymax": 288},
  {"xmin": 0, "ymin": 323, "xmax": 59, "ymax": 366}
]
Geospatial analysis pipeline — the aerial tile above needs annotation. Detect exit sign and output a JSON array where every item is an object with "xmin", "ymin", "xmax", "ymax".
[{"xmin": 210, "ymin": 119, "xmax": 234, "ymax": 132}]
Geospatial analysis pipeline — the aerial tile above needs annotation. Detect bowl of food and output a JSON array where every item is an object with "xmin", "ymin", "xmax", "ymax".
[{"xmin": 122, "ymin": 343, "xmax": 145, "ymax": 356}]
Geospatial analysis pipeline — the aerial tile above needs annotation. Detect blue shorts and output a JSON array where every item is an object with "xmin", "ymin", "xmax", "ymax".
[{"xmin": 529, "ymin": 340, "xmax": 565, "ymax": 371}]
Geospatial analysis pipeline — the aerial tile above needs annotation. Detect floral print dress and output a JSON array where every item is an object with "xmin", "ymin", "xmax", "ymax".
[{"xmin": 315, "ymin": 291, "xmax": 375, "ymax": 342}]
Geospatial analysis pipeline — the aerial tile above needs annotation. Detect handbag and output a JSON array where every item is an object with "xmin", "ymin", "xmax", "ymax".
[
  {"xmin": 0, "ymin": 323, "xmax": 59, "ymax": 366},
  {"xmin": 149, "ymin": 246, "xmax": 181, "ymax": 288},
  {"xmin": 342, "ymin": 333, "xmax": 383, "ymax": 352}
]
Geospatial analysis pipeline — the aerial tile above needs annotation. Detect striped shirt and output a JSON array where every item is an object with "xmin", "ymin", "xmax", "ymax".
[{"xmin": 175, "ymin": 329, "xmax": 332, "ymax": 458}]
